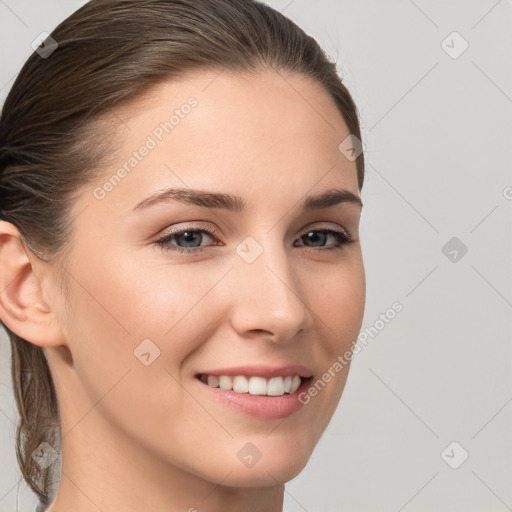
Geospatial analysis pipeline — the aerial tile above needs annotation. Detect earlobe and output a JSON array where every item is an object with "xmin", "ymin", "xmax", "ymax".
[{"xmin": 0, "ymin": 220, "xmax": 66, "ymax": 347}]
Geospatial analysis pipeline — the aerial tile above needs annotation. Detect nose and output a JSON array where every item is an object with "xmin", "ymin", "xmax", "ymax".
[{"xmin": 228, "ymin": 240, "xmax": 314, "ymax": 343}]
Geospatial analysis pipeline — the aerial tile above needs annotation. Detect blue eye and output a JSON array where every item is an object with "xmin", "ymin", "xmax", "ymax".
[
  {"xmin": 154, "ymin": 225, "xmax": 355, "ymax": 254},
  {"xmin": 296, "ymin": 229, "xmax": 354, "ymax": 250},
  {"xmin": 155, "ymin": 227, "xmax": 218, "ymax": 253}
]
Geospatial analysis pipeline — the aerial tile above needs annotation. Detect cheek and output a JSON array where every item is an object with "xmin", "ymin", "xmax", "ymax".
[
  {"xmin": 60, "ymin": 253, "xmax": 192, "ymax": 388},
  {"xmin": 68, "ymin": 253, "xmax": 235, "ymax": 396},
  {"xmin": 311, "ymin": 256, "xmax": 366, "ymax": 348},
  {"xmin": 302, "ymin": 257, "xmax": 365, "ymax": 405},
  {"xmin": 61, "ymin": 253, "xmax": 225, "ymax": 440},
  {"xmin": 76, "ymin": 251, "xmax": 216, "ymax": 335}
]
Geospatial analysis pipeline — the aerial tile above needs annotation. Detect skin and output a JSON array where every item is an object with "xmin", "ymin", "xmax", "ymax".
[{"xmin": 0, "ymin": 68, "xmax": 365, "ymax": 512}]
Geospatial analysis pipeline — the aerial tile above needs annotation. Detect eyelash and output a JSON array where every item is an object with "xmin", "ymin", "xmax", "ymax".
[{"xmin": 154, "ymin": 224, "xmax": 356, "ymax": 254}]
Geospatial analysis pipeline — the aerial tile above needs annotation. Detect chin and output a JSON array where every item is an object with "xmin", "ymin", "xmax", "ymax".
[
  {"xmin": 221, "ymin": 460, "xmax": 309, "ymax": 488},
  {"xmin": 209, "ymin": 439, "xmax": 313, "ymax": 487}
]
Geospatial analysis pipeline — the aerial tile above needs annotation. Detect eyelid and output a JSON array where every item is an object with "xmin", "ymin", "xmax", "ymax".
[
  {"xmin": 301, "ymin": 221, "xmax": 352, "ymax": 238},
  {"xmin": 155, "ymin": 222, "xmax": 220, "ymax": 240},
  {"xmin": 155, "ymin": 221, "xmax": 351, "ymax": 241}
]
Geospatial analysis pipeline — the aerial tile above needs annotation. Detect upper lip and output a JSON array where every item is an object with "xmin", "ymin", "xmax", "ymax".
[{"xmin": 196, "ymin": 364, "xmax": 314, "ymax": 379}]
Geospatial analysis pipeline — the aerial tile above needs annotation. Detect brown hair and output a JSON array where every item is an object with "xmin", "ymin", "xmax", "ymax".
[{"xmin": 0, "ymin": 0, "xmax": 365, "ymax": 508}]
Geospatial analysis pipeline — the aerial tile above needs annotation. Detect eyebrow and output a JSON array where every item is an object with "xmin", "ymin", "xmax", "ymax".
[{"xmin": 130, "ymin": 186, "xmax": 363, "ymax": 213}]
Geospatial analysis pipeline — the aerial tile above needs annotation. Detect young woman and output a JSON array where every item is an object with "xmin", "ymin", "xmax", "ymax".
[{"xmin": 0, "ymin": 1, "xmax": 366, "ymax": 511}]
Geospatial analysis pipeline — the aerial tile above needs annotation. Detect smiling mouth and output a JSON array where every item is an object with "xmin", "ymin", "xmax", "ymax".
[{"xmin": 196, "ymin": 374, "xmax": 308, "ymax": 397}]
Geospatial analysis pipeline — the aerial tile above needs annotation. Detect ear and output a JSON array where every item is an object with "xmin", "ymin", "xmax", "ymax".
[{"xmin": 0, "ymin": 220, "xmax": 67, "ymax": 347}]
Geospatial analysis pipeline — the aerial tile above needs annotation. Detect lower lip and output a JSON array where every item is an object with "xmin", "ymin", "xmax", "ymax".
[{"xmin": 195, "ymin": 377, "xmax": 312, "ymax": 420}]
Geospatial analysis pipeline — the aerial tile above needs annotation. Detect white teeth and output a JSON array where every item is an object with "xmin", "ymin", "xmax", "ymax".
[
  {"xmin": 201, "ymin": 374, "xmax": 304, "ymax": 396},
  {"xmin": 290, "ymin": 375, "xmax": 301, "ymax": 394},
  {"xmin": 267, "ymin": 377, "xmax": 285, "ymax": 396},
  {"xmin": 248, "ymin": 376, "xmax": 267, "ymax": 395},
  {"xmin": 219, "ymin": 375, "xmax": 232, "ymax": 390},
  {"xmin": 233, "ymin": 375, "xmax": 249, "ymax": 393}
]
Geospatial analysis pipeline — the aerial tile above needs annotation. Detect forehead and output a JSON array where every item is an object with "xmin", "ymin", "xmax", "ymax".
[
  {"xmin": 75, "ymin": 68, "xmax": 358, "ymax": 218},
  {"xmin": 112, "ymin": 67, "xmax": 352, "ymax": 160}
]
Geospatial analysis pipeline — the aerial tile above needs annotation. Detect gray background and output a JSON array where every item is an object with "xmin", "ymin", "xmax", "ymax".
[{"xmin": 1, "ymin": 1, "xmax": 511, "ymax": 511}]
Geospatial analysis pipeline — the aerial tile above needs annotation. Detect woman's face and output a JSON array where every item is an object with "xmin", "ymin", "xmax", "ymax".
[{"xmin": 48, "ymin": 69, "xmax": 365, "ymax": 487}]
